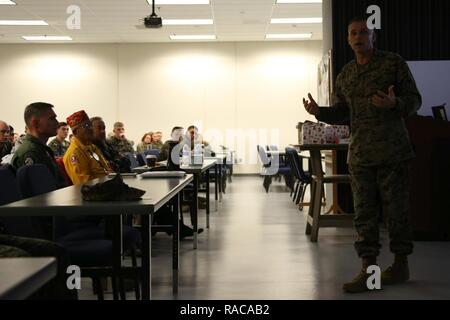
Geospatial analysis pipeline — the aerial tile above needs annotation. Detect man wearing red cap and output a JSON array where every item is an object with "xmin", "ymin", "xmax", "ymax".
[{"xmin": 63, "ymin": 110, "xmax": 113, "ymax": 185}]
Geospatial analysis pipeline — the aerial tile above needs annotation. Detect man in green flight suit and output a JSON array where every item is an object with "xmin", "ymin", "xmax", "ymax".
[
  {"xmin": 303, "ymin": 17, "xmax": 422, "ymax": 293},
  {"xmin": 12, "ymin": 102, "xmax": 67, "ymax": 188}
]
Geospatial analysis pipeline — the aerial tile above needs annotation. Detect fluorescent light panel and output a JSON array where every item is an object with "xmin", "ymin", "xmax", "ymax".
[
  {"xmin": 22, "ymin": 36, "xmax": 72, "ymax": 41},
  {"xmin": 0, "ymin": 20, "xmax": 48, "ymax": 26},
  {"xmin": 170, "ymin": 34, "xmax": 216, "ymax": 40},
  {"xmin": 266, "ymin": 33, "xmax": 312, "ymax": 39},
  {"xmin": 148, "ymin": 0, "xmax": 210, "ymax": 5},
  {"xmin": 270, "ymin": 17, "xmax": 322, "ymax": 24},
  {"xmin": 276, "ymin": 0, "xmax": 322, "ymax": 3},
  {"xmin": 163, "ymin": 19, "xmax": 213, "ymax": 26},
  {"xmin": 0, "ymin": 0, "xmax": 16, "ymax": 5}
]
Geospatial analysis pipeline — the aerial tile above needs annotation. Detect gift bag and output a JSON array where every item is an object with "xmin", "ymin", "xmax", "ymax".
[
  {"xmin": 300, "ymin": 121, "xmax": 326, "ymax": 145},
  {"xmin": 325, "ymin": 125, "xmax": 350, "ymax": 144}
]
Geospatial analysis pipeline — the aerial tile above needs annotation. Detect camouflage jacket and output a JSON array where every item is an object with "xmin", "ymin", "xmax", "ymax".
[
  {"xmin": 316, "ymin": 50, "xmax": 422, "ymax": 166},
  {"xmin": 106, "ymin": 136, "xmax": 134, "ymax": 154},
  {"xmin": 48, "ymin": 137, "xmax": 70, "ymax": 157}
]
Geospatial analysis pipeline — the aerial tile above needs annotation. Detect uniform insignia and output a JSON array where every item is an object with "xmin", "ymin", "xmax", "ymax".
[
  {"xmin": 70, "ymin": 155, "xmax": 79, "ymax": 164},
  {"xmin": 24, "ymin": 158, "xmax": 34, "ymax": 166}
]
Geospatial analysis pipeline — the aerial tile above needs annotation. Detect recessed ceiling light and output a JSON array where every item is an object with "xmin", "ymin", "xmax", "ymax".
[
  {"xmin": 0, "ymin": 0, "xmax": 16, "ymax": 5},
  {"xmin": 163, "ymin": 19, "xmax": 213, "ymax": 26},
  {"xmin": 276, "ymin": 0, "xmax": 322, "ymax": 3},
  {"xmin": 266, "ymin": 33, "xmax": 312, "ymax": 39},
  {"xmin": 0, "ymin": 20, "xmax": 48, "ymax": 26},
  {"xmin": 147, "ymin": 0, "xmax": 210, "ymax": 5},
  {"xmin": 170, "ymin": 34, "xmax": 216, "ymax": 40},
  {"xmin": 270, "ymin": 17, "xmax": 322, "ymax": 24},
  {"xmin": 22, "ymin": 36, "xmax": 73, "ymax": 41}
]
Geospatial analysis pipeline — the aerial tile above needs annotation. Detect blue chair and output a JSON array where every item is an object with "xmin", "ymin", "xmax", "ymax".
[
  {"xmin": 16, "ymin": 164, "xmax": 141, "ymax": 300},
  {"xmin": 257, "ymin": 145, "xmax": 293, "ymax": 193},
  {"xmin": 123, "ymin": 152, "xmax": 140, "ymax": 169},
  {"xmin": 285, "ymin": 148, "xmax": 312, "ymax": 210},
  {"xmin": 0, "ymin": 165, "xmax": 40, "ymax": 239},
  {"xmin": 136, "ymin": 153, "xmax": 146, "ymax": 167},
  {"xmin": 143, "ymin": 149, "xmax": 160, "ymax": 158}
]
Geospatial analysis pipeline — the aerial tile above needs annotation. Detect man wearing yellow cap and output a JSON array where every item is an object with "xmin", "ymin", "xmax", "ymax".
[{"xmin": 63, "ymin": 110, "xmax": 113, "ymax": 185}]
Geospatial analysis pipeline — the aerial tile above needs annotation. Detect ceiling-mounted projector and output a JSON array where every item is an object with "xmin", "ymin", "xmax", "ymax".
[{"xmin": 144, "ymin": 0, "xmax": 162, "ymax": 28}]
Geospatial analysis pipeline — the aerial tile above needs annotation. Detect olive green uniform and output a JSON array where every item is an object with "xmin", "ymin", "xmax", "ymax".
[
  {"xmin": 316, "ymin": 50, "xmax": 422, "ymax": 258},
  {"xmin": 11, "ymin": 134, "xmax": 67, "ymax": 188}
]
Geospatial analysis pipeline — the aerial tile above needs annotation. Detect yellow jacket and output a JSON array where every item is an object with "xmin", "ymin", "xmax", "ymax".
[{"xmin": 63, "ymin": 136, "xmax": 113, "ymax": 185}]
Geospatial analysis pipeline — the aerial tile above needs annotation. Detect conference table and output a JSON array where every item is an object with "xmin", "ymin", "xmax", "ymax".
[
  {"xmin": 0, "ymin": 174, "xmax": 194, "ymax": 300},
  {"xmin": 0, "ymin": 257, "xmax": 57, "ymax": 300}
]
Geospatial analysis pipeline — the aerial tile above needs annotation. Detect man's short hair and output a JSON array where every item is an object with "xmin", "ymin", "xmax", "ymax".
[
  {"xmin": 90, "ymin": 117, "xmax": 103, "ymax": 124},
  {"xmin": 24, "ymin": 102, "xmax": 54, "ymax": 127},
  {"xmin": 171, "ymin": 126, "xmax": 183, "ymax": 134},
  {"xmin": 57, "ymin": 122, "xmax": 67, "ymax": 129},
  {"xmin": 348, "ymin": 16, "xmax": 367, "ymax": 27},
  {"xmin": 113, "ymin": 122, "xmax": 124, "ymax": 129},
  {"xmin": 8, "ymin": 125, "xmax": 14, "ymax": 133},
  {"xmin": 187, "ymin": 125, "xmax": 198, "ymax": 132}
]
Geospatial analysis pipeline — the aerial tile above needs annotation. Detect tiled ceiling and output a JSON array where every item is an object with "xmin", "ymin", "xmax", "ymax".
[{"xmin": 0, "ymin": 0, "xmax": 323, "ymax": 43}]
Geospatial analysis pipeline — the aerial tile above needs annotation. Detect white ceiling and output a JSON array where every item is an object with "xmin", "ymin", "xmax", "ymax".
[{"xmin": 0, "ymin": 0, "xmax": 323, "ymax": 43}]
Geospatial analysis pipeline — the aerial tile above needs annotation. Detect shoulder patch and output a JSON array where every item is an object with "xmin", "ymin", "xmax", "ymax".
[
  {"xmin": 24, "ymin": 157, "xmax": 34, "ymax": 166},
  {"xmin": 70, "ymin": 154, "xmax": 79, "ymax": 164}
]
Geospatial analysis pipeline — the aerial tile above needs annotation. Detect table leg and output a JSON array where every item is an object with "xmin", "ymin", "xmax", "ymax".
[
  {"xmin": 141, "ymin": 214, "xmax": 152, "ymax": 300},
  {"xmin": 206, "ymin": 169, "xmax": 210, "ymax": 229},
  {"xmin": 172, "ymin": 194, "xmax": 179, "ymax": 294},
  {"xmin": 214, "ymin": 164, "xmax": 218, "ymax": 212},
  {"xmin": 305, "ymin": 180, "xmax": 315, "ymax": 236},
  {"xmin": 112, "ymin": 215, "xmax": 123, "ymax": 300},
  {"xmin": 193, "ymin": 173, "xmax": 199, "ymax": 249},
  {"xmin": 218, "ymin": 163, "xmax": 223, "ymax": 202}
]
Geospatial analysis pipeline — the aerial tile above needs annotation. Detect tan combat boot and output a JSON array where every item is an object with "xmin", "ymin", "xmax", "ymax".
[
  {"xmin": 342, "ymin": 257, "xmax": 377, "ymax": 293},
  {"xmin": 381, "ymin": 255, "xmax": 410, "ymax": 285}
]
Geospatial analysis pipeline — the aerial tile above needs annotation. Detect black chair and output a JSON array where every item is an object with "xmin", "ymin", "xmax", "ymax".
[
  {"xmin": 143, "ymin": 149, "xmax": 160, "ymax": 159},
  {"xmin": 16, "ymin": 164, "xmax": 141, "ymax": 300},
  {"xmin": 257, "ymin": 145, "xmax": 293, "ymax": 193},
  {"xmin": 285, "ymin": 148, "xmax": 312, "ymax": 210}
]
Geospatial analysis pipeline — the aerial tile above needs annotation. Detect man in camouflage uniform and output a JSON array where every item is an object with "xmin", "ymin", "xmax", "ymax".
[
  {"xmin": 11, "ymin": 102, "xmax": 67, "ymax": 188},
  {"xmin": 106, "ymin": 121, "xmax": 134, "ymax": 154},
  {"xmin": 0, "ymin": 120, "xmax": 13, "ymax": 159},
  {"xmin": 303, "ymin": 17, "xmax": 421, "ymax": 293},
  {"xmin": 151, "ymin": 131, "xmax": 164, "ymax": 150},
  {"xmin": 48, "ymin": 122, "xmax": 70, "ymax": 157},
  {"xmin": 91, "ymin": 116, "xmax": 131, "ymax": 173}
]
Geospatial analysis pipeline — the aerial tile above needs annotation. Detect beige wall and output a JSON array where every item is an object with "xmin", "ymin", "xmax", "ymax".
[{"xmin": 0, "ymin": 41, "xmax": 321, "ymax": 173}]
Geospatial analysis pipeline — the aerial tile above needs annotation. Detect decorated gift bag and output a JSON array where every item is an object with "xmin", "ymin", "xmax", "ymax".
[
  {"xmin": 300, "ymin": 121, "xmax": 326, "ymax": 145},
  {"xmin": 325, "ymin": 125, "xmax": 350, "ymax": 144}
]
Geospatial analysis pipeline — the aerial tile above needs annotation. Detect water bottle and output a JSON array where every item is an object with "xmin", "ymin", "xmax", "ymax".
[
  {"xmin": 182, "ymin": 144, "xmax": 191, "ymax": 166},
  {"xmin": 193, "ymin": 143, "xmax": 204, "ymax": 165}
]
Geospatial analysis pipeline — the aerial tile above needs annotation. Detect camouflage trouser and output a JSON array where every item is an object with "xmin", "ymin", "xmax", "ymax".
[
  {"xmin": 349, "ymin": 161, "xmax": 414, "ymax": 258},
  {"xmin": 0, "ymin": 234, "xmax": 78, "ymax": 300}
]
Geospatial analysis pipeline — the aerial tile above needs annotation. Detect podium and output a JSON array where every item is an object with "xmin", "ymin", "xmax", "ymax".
[{"xmin": 406, "ymin": 115, "xmax": 450, "ymax": 240}]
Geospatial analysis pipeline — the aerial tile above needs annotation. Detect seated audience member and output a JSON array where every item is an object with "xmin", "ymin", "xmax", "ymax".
[
  {"xmin": 8, "ymin": 125, "xmax": 14, "ymax": 143},
  {"xmin": 11, "ymin": 103, "xmax": 67, "ymax": 188},
  {"xmin": 91, "ymin": 116, "xmax": 131, "ymax": 173},
  {"xmin": 0, "ymin": 120, "xmax": 13, "ymax": 159},
  {"xmin": 48, "ymin": 122, "xmax": 70, "ymax": 157},
  {"xmin": 64, "ymin": 111, "xmax": 113, "ymax": 185},
  {"xmin": 107, "ymin": 121, "xmax": 134, "ymax": 154},
  {"xmin": 184, "ymin": 125, "xmax": 214, "ymax": 156},
  {"xmin": 158, "ymin": 126, "xmax": 184, "ymax": 162},
  {"xmin": 136, "ymin": 132, "xmax": 153, "ymax": 153},
  {"xmin": 0, "ymin": 234, "xmax": 77, "ymax": 300},
  {"xmin": 151, "ymin": 131, "xmax": 164, "ymax": 150}
]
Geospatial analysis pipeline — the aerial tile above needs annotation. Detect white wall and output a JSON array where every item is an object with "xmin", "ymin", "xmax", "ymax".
[
  {"xmin": 0, "ymin": 41, "xmax": 322, "ymax": 173},
  {"xmin": 407, "ymin": 61, "xmax": 450, "ymax": 117}
]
